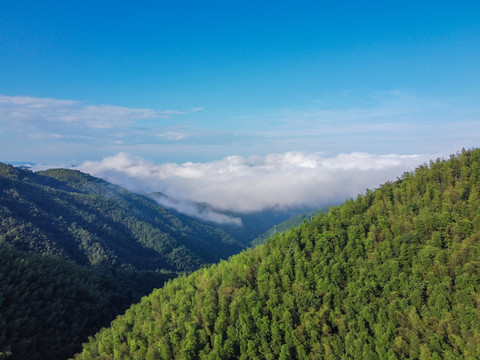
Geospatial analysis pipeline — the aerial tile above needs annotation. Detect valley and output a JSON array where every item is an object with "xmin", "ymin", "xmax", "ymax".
[
  {"xmin": 2, "ymin": 2, "xmax": 477, "ymax": 358},
  {"xmin": 0, "ymin": 162, "xmax": 321, "ymax": 359}
]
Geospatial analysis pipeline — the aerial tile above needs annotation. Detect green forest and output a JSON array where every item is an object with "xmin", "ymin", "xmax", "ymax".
[
  {"xmin": 74, "ymin": 149, "xmax": 480, "ymax": 359},
  {"xmin": 0, "ymin": 163, "xmax": 248, "ymax": 359}
]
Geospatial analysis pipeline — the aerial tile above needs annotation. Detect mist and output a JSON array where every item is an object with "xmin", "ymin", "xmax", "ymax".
[
  {"xmin": 77, "ymin": 151, "xmax": 433, "ymax": 222},
  {"xmin": 149, "ymin": 192, "xmax": 243, "ymax": 226}
]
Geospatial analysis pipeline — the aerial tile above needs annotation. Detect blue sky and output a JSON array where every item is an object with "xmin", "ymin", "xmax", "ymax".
[
  {"xmin": 1, "ymin": 1, "xmax": 479, "ymax": 164},
  {"xmin": 1, "ymin": 1, "xmax": 480, "ymax": 214}
]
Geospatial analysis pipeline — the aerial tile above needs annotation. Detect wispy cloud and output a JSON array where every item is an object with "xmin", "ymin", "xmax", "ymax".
[
  {"xmin": 236, "ymin": 91, "xmax": 480, "ymax": 156},
  {"xmin": 1, "ymin": 91, "xmax": 478, "ymax": 164},
  {"xmin": 0, "ymin": 95, "xmax": 157, "ymax": 129},
  {"xmin": 149, "ymin": 193, "xmax": 242, "ymax": 226},
  {"xmin": 156, "ymin": 131, "xmax": 189, "ymax": 141},
  {"xmin": 28, "ymin": 133, "xmax": 64, "ymax": 139},
  {"xmin": 0, "ymin": 94, "xmax": 201, "ymax": 137},
  {"xmin": 256, "ymin": 92, "xmax": 480, "ymax": 136},
  {"xmin": 78, "ymin": 151, "xmax": 433, "ymax": 217}
]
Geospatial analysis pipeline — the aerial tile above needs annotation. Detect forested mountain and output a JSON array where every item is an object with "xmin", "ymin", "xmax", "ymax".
[
  {"xmin": 75, "ymin": 149, "xmax": 480, "ymax": 359},
  {"xmin": 0, "ymin": 164, "xmax": 242, "ymax": 273},
  {"xmin": 0, "ymin": 163, "xmax": 250, "ymax": 359}
]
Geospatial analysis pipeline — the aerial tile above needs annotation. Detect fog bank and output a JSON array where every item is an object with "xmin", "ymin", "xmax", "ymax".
[{"xmin": 78, "ymin": 151, "xmax": 432, "ymax": 221}]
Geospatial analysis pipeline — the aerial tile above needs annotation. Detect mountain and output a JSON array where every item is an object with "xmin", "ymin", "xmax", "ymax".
[
  {"xmin": 0, "ymin": 164, "xmax": 243, "ymax": 273},
  {"xmin": 0, "ymin": 163, "xmax": 250, "ymax": 359},
  {"xmin": 251, "ymin": 207, "xmax": 329, "ymax": 247},
  {"xmin": 75, "ymin": 148, "xmax": 480, "ymax": 359},
  {"xmin": 215, "ymin": 207, "xmax": 322, "ymax": 246}
]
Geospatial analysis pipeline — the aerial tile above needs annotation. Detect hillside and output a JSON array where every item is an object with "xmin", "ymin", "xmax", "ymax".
[
  {"xmin": 0, "ymin": 244, "xmax": 171, "ymax": 359},
  {"xmin": 75, "ymin": 148, "xmax": 480, "ymax": 359},
  {"xmin": 0, "ymin": 163, "xmax": 249, "ymax": 359},
  {"xmin": 0, "ymin": 164, "xmax": 243, "ymax": 273}
]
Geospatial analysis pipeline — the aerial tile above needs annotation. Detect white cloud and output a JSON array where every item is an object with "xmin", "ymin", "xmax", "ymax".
[
  {"xmin": 157, "ymin": 131, "xmax": 188, "ymax": 141},
  {"xmin": 0, "ymin": 95, "xmax": 163, "ymax": 129},
  {"xmin": 212, "ymin": 92, "xmax": 480, "ymax": 161},
  {"xmin": 28, "ymin": 133, "xmax": 64, "ymax": 139},
  {"xmin": 77, "ymin": 151, "xmax": 432, "ymax": 217},
  {"xmin": 0, "ymin": 95, "xmax": 201, "ymax": 136},
  {"xmin": 1, "ymin": 92, "xmax": 478, "ymax": 165}
]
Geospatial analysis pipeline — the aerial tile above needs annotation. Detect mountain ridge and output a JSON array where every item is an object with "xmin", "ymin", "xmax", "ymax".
[{"xmin": 0, "ymin": 163, "xmax": 243, "ymax": 273}]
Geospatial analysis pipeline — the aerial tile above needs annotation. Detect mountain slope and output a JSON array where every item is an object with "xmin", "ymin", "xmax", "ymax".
[
  {"xmin": 75, "ymin": 148, "xmax": 480, "ymax": 359},
  {"xmin": 0, "ymin": 244, "xmax": 171, "ymax": 360},
  {"xmin": 0, "ymin": 164, "xmax": 243, "ymax": 273}
]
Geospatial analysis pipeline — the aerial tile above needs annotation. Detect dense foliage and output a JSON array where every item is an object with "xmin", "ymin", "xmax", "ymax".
[
  {"xmin": 76, "ymin": 149, "xmax": 480, "ymax": 359},
  {"xmin": 0, "ymin": 244, "xmax": 171, "ymax": 359},
  {"xmin": 0, "ymin": 164, "xmax": 242, "ymax": 273}
]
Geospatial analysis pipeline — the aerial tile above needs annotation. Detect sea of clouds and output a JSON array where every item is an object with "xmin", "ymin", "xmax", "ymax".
[{"xmin": 77, "ymin": 151, "xmax": 432, "ymax": 224}]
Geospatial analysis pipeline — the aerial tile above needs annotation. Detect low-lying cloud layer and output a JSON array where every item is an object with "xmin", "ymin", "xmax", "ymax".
[{"xmin": 78, "ymin": 152, "xmax": 433, "ymax": 222}]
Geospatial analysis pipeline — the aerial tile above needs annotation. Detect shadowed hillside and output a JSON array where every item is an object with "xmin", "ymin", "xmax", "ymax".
[{"xmin": 0, "ymin": 244, "xmax": 171, "ymax": 359}]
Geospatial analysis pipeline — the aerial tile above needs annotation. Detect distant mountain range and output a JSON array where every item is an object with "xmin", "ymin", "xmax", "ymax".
[
  {"xmin": 149, "ymin": 191, "xmax": 321, "ymax": 246},
  {"xmin": 2, "ymin": 161, "xmax": 37, "ymax": 169},
  {"xmin": 0, "ymin": 163, "xmax": 244, "ymax": 273}
]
